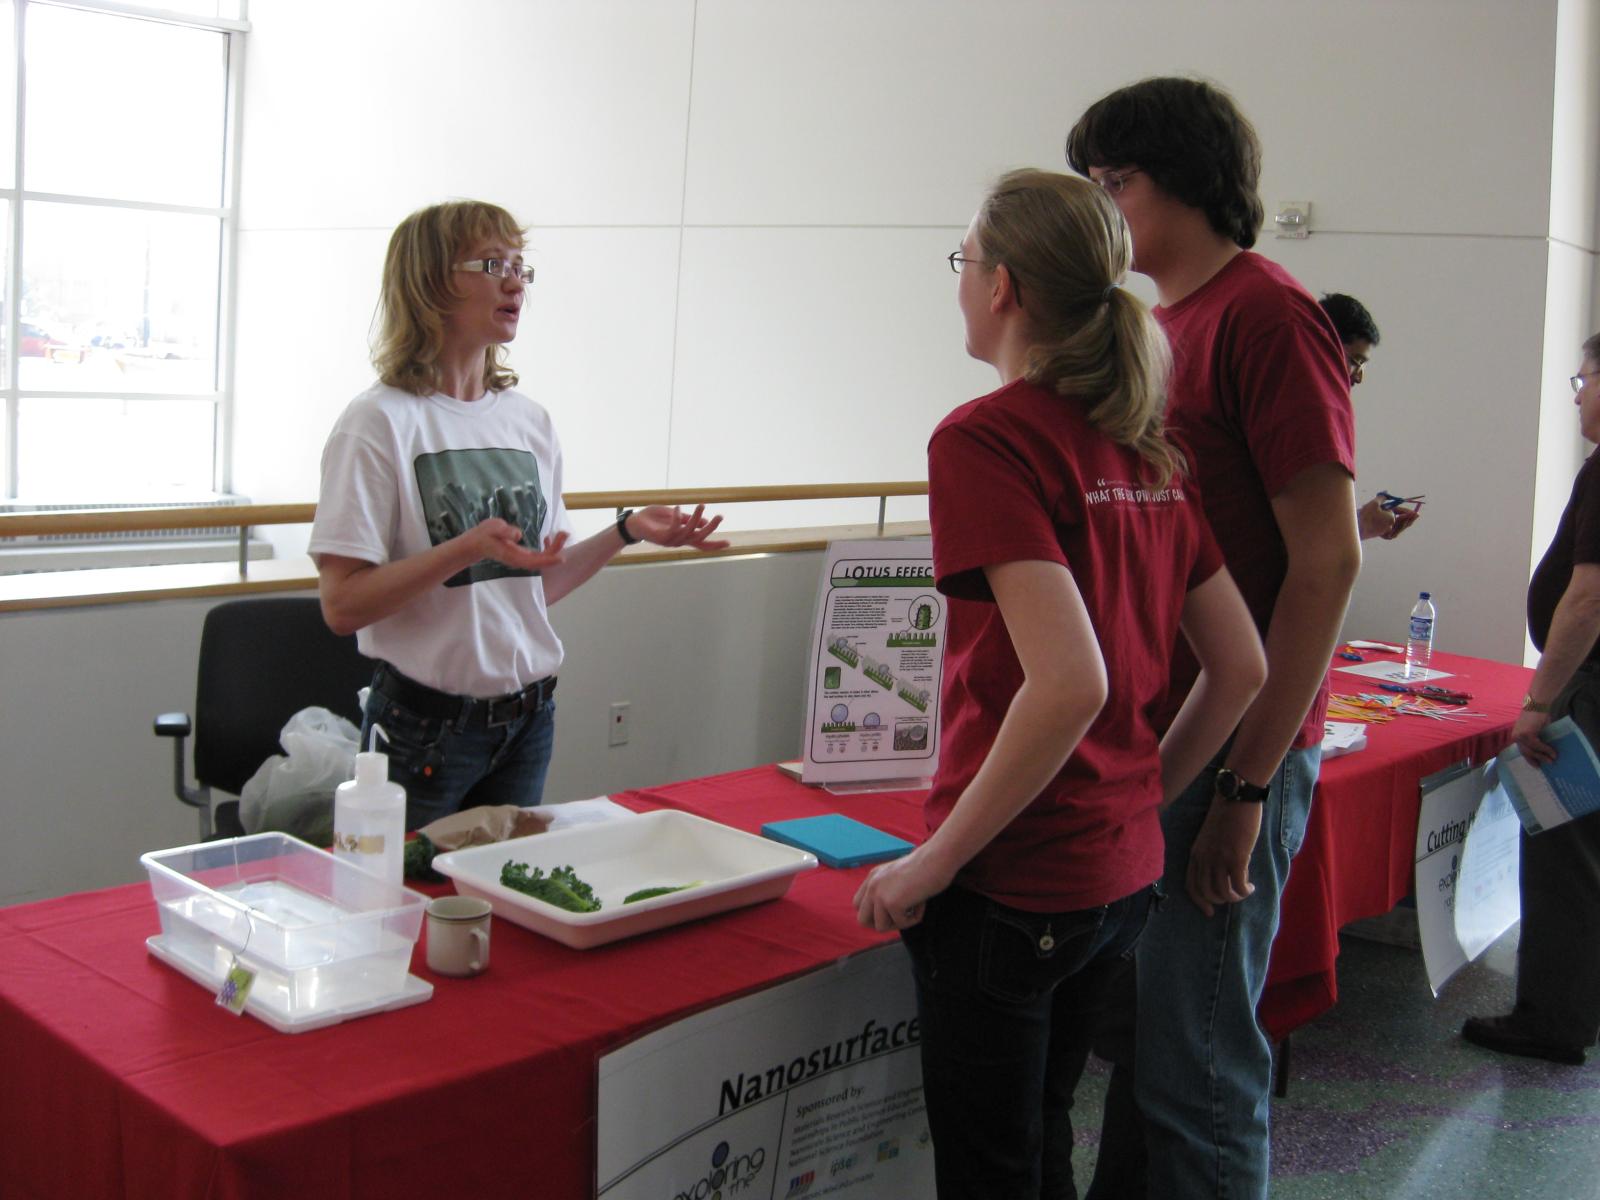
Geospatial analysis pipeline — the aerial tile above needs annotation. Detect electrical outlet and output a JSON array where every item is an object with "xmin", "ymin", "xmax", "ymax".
[{"xmin": 608, "ymin": 701, "xmax": 631, "ymax": 747}]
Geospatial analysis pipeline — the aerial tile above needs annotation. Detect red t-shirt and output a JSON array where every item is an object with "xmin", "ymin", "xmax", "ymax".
[
  {"xmin": 926, "ymin": 377, "xmax": 1223, "ymax": 912},
  {"xmin": 1153, "ymin": 251, "xmax": 1356, "ymax": 749}
]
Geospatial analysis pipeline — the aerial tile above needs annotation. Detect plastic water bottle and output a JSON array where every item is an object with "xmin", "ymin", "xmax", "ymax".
[
  {"xmin": 1405, "ymin": 592, "xmax": 1436, "ymax": 679},
  {"xmin": 333, "ymin": 746, "xmax": 406, "ymax": 888}
]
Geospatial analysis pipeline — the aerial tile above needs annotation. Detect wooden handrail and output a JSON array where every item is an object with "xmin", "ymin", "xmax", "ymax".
[{"xmin": 0, "ymin": 481, "xmax": 928, "ymax": 538}]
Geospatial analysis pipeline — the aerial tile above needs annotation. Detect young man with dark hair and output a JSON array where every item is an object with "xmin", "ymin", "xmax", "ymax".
[
  {"xmin": 1066, "ymin": 76, "xmax": 1362, "ymax": 1198},
  {"xmin": 1316, "ymin": 293, "xmax": 1419, "ymax": 541},
  {"xmin": 1318, "ymin": 292, "xmax": 1381, "ymax": 385}
]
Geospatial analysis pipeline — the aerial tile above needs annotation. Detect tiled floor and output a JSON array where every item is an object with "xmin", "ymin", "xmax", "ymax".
[{"xmin": 1074, "ymin": 927, "xmax": 1600, "ymax": 1198}]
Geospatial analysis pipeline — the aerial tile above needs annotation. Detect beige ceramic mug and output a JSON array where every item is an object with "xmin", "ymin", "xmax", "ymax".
[{"xmin": 426, "ymin": 896, "xmax": 492, "ymax": 977}]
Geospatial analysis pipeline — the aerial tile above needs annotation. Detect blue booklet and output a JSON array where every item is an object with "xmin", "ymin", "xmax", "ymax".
[
  {"xmin": 1494, "ymin": 717, "xmax": 1600, "ymax": 835},
  {"xmin": 760, "ymin": 814, "xmax": 915, "ymax": 868}
]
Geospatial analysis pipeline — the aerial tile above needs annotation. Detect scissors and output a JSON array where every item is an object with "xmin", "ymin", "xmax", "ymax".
[{"xmin": 1377, "ymin": 490, "xmax": 1426, "ymax": 511}]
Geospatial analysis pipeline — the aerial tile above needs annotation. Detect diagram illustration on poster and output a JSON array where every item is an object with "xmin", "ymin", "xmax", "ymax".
[{"xmin": 799, "ymin": 540, "xmax": 945, "ymax": 787}]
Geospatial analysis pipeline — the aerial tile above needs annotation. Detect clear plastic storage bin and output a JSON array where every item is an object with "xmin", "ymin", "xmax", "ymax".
[{"xmin": 142, "ymin": 833, "xmax": 429, "ymax": 1030}]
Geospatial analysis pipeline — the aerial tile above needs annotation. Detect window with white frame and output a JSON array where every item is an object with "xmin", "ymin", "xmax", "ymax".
[{"xmin": 1, "ymin": 0, "xmax": 246, "ymax": 506}]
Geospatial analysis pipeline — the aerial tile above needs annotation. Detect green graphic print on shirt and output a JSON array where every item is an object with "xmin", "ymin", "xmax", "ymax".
[{"xmin": 413, "ymin": 447, "xmax": 550, "ymax": 588}]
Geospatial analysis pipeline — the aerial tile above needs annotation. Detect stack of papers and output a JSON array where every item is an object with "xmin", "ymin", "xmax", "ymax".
[{"xmin": 1321, "ymin": 720, "xmax": 1369, "ymax": 759}]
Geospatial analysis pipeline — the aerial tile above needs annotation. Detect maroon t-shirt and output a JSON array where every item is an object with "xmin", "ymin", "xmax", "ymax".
[
  {"xmin": 926, "ymin": 378, "xmax": 1223, "ymax": 912},
  {"xmin": 1153, "ymin": 251, "xmax": 1356, "ymax": 749},
  {"xmin": 1528, "ymin": 453, "xmax": 1600, "ymax": 659}
]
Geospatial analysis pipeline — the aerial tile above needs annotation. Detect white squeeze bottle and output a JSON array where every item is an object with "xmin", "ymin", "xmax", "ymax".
[
  {"xmin": 333, "ymin": 727, "xmax": 405, "ymax": 888},
  {"xmin": 1405, "ymin": 591, "xmax": 1436, "ymax": 680}
]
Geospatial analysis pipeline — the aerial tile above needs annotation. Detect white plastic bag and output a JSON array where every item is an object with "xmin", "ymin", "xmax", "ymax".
[{"xmin": 239, "ymin": 706, "xmax": 361, "ymax": 841}]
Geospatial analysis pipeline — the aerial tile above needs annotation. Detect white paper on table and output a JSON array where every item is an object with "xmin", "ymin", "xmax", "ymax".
[
  {"xmin": 1334, "ymin": 660, "xmax": 1454, "ymax": 683},
  {"xmin": 538, "ymin": 797, "xmax": 639, "ymax": 830},
  {"xmin": 1320, "ymin": 720, "xmax": 1369, "ymax": 759}
]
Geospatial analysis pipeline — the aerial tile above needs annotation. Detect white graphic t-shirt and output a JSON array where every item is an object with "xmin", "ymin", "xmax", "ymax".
[{"xmin": 309, "ymin": 382, "xmax": 575, "ymax": 698}]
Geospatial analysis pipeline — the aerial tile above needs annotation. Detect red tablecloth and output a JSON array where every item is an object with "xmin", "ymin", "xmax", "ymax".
[
  {"xmin": 0, "ymin": 651, "xmax": 1528, "ymax": 1197},
  {"xmin": 1258, "ymin": 646, "xmax": 1531, "ymax": 1039},
  {"xmin": 0, "ymin": 772, "xmax": 920, "ymax": 1200}
]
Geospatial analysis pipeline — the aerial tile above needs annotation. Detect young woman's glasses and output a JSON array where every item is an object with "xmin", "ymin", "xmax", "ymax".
[
  {"xmin": 947, "ymin": 252, "xmax": 986, "ymax": 274},
  {"xmin": 454, "ymin": 258, "xmax": 535, "ymax": 283}
]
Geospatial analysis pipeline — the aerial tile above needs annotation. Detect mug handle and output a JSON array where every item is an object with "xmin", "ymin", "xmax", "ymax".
[{"xmin": 469, "ymin": 926, "xmax": 490, "ymax": 972}]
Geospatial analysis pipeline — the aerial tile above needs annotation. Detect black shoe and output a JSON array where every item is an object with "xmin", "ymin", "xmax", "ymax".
[{"xmin": 1461, "ymin": 1014, "xmax": 1587, "ymax": 1065}]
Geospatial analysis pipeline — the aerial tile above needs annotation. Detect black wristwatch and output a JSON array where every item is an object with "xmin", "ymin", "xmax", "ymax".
[
  {"xmin": 616, "ymin": 509, "xmax": 640, "ymax": 545},
  {"xmin": 1214, "ymin": 767, "xmax": 1269, "ymax": 804}
]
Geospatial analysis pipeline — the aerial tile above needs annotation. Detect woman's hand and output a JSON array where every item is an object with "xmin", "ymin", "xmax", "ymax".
[
  {"xmin": 853, "ymin": 847, "xmax": 948, "ymax": 933},
  {"xmin": 626, "ymin": 505, "xmax": 730, "ymax": 551},
  {"xmin": 1510, "ymin": 708, "xmax": 1557, "ymax": 765},
  {"xmin": 467, "ymin": 517, "xmax": 569, "ymax": 570}
]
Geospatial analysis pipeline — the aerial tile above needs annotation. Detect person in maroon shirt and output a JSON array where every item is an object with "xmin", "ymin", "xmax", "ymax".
[
  {"xmin": 1463, "ymin": 333, "xmax": 1600, "ymax": 1066},
  {"xmin": 1067, "ymin": 77, "xmax": 1361, "ymax": 1199},
  {"xmin": 853, "ymin": 169, "xmax": 1264, "ymax": 1199}
]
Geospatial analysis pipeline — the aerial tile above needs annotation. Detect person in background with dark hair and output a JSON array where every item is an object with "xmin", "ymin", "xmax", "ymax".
[
  {"xmin": 1067, "ymin": 77, "xmax": 1361, "ymax": 1199},
  {"xmin": 310, "ymin": 200, "xmax": 727, "ymax": 830},
  {"xmin": 1318, "ymin": 292, "xmax": 1379, "ymax": 386},
  {"xmin": 853, "ymin": 169, "xmax": 1265, "ymax": 1199},
  {"xmin": 1319, "ymin": 292, "xmax": 1419, "ymax": 542},
  {"xmin": 1463, "ymin": 333, "xmax": 1600, "ymax": 1067}
]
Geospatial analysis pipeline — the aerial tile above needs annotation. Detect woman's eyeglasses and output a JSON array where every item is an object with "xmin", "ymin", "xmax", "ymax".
[{"xmin": 454, "ymin": 258, "xmax": 535, "ymax": 283}]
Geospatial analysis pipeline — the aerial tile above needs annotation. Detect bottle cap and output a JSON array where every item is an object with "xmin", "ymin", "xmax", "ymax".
[
  {"xmin": 353, "ymin": 750, "xmax": 389, "ymax": 787},
  {"xmin": 1420, "ymin": 591, "xmax": 1431, "ymax": 599}
]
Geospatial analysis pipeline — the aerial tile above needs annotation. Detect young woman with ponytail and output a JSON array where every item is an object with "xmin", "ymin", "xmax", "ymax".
[{"xmin": 853, "ymin": 170, "xmax": 1266, "ymax": 1198}]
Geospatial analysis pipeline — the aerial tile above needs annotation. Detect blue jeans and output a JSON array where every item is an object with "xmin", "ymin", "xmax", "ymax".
[
  {"xmin": 1135, "ymin": 744, "xmax": 1320, "ymax": 1200},
  {"xmin": 902, "ymin": 882, "xmax": 1158, "ymax": 1200},
  {"xmin": 361, "ymin": 679, "xmax": 556, "ymax": 830}
]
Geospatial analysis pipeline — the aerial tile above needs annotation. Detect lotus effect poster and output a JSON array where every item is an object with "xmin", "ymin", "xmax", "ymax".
[{"xmin": 800, "ymin": 540, "xmax": 944, "ymax": 786}]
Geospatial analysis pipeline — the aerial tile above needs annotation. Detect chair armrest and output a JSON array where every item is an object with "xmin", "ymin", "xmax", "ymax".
[
  {"xmin": 154, "ymin": 713, "xmax": 191, "ymax": 738},
  {"xmin": 153, "ymin": 711, "xmax": 212, "ymax": 838}
]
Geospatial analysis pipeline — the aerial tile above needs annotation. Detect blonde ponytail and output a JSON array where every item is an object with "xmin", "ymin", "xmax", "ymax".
[{"xmin": 975, "ymin": 170, "xmax": 1182, "ymax": 486}]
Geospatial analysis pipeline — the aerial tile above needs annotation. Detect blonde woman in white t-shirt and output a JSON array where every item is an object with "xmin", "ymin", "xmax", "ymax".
[{"xmin": 309, "ymin": 200, "xmax": 726, "ymax": 828}]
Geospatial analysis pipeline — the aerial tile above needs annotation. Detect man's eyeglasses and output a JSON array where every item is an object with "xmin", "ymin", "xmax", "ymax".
[
  {"xmin": 1094, "ymin": 167, "xmax": 1143, "ymax": 195},
  {"xmin": 948, "ymin": 252, "xmax": 987, "ymax": 274},
  {"xmin": 1572, "ymin": 371, "xmax": 1599, "ymax": 395},
  {"xmin": 454, "ymin": 258, "xmax": 535, "ymax": 284}
]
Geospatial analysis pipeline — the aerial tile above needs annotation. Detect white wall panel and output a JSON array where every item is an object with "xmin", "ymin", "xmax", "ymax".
[
  {"xmin": 230, "ymin": 227, "xmax": 391, "ymax": 557},
  {"xmin": 1259, "ymin": 233, "xmax": 1549, "ymax": 661},
  {"xmin": 685, "ymin": 0, "xmax": 1554, "ymax": 237},
  {"xmin": 239, "ymin": 0, "xmax": 695, "ymax": 231},
  {"xmin": 667, "ymin": 225, "xmax": 995, "ymax": 498},
  {"xmin": 515, "ymin": 228, "xmax": 681, "ymax": 494},
  {"xmin": 1550, "ymin": 0, "xmax": 1600, "ymax": 252}
]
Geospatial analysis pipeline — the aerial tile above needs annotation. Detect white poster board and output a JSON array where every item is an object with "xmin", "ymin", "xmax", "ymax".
[
  {"xmin": 800, "ymin": 540, "xmax": 944, "ymax": 787},
  {"xmin": 597, "ymin": 943, "xmax": 933, "ymax": 1199},
  {"xmin": 1415, "ymin": 761, "xmax": 1522, "ymax": 994}
]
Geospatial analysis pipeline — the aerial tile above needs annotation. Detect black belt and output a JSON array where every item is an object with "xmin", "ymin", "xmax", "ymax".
[{"xmin": 372, "ymin": 663, "xmax": 557, "ymax": 728}]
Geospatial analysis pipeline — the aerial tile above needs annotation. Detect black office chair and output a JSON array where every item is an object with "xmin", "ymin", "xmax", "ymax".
[{"xmin": 155, "ymin": 597, "xmax": 375, "ymax": 840}]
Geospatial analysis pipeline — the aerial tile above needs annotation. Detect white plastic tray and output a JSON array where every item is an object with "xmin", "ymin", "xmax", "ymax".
[
  {"xmin": 147, "ymin": 933, "xmax": 432, "ymax": 1033},
  {"xmin": 432, "ymin": 810, "xmax": 818, "ymax": 949}
]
